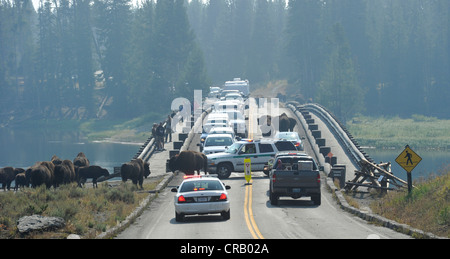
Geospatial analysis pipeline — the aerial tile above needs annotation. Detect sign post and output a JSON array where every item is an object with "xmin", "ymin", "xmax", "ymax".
[
  {"xmin": 395, "ymin": 145, "xmax": 422, "ymax": 194},
  {"xmin": 244, "ymin": 158, "xmax": 252, "ymax": 185}
]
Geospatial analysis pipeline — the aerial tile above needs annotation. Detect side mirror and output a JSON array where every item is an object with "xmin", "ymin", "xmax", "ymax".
[
  {"xmin": 318, "ymin": 165, "xmax": 324, "ymax": 171},
  {"xmin": 225, "ymin": 185, "xmax": 231, "ymax": 190},
  {"xmin": 171, "ymin": 187, "xmax": 178, "ymax": 192}
]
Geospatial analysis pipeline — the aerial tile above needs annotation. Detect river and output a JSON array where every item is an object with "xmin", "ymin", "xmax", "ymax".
[
  {"xmin": 367, "ymin": 148, "xmax": 450, "ymax": 181},
  {"xmin": 2, "ymin": 128, "xmax": 448, "ymax": 184},
  {"xmin": 0, "ymin": 128, "xmax": 141, "ymax": 179}
]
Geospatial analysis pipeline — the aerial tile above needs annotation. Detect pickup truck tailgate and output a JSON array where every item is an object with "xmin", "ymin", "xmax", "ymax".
[{"xmin": 272, "ymin": 170, "xmax": 320, "ymax": 188}]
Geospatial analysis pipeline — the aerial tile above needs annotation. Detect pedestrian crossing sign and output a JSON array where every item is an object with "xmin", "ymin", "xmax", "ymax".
[{"xmin": 395, "ymin": 145, "xmax": 422, "ymax": 173}]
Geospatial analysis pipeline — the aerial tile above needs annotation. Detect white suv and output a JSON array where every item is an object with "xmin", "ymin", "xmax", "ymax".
[{"xmin": 206, "ymin": 139, "xmax": 297, "ymax": 179}]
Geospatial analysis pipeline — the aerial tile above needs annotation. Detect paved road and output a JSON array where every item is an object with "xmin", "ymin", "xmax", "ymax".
[{"xmin": 116, "ymin": 98, "xmax": 410, "ymax": 239}]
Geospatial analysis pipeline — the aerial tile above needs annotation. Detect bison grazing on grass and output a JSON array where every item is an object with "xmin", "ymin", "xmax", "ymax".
[
  {"xmin": 120, "ymin": 158, "xmax": 151, "ymax": 189},
  {"xmin": 168, "ymin": 150, "xmax": 208, "ymax": 175},
  {"xmin": 77, "ymin": 166, "xmax": 109, "ymax": 188}
]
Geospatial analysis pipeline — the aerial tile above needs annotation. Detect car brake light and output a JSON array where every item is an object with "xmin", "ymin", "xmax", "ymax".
[
  {"xmin": 317, "ymin": 173, "xmax": 321, "ymax": 184},
  {"xmin": 219, "ymin": 193, "xmax": 227, "ymax": 201},
  {"xmin": 184, "ymin": 175, "xmax": 201, "ymax": 179},
  {"xmin": 178, "ymin": 195, "xmax": 186, "ymax": 203},
  {"xmin": 272, "ymin": 173, "xmax": 276, "ymax": 183}
]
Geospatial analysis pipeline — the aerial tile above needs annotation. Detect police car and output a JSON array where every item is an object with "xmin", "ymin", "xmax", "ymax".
[
  {"xmin": 171, "ymin": 175, "xmax": 231, "ymax": 222},
  {"xmin": 207, "ymin": 139, "xmax": 297, "ymax": 179}
]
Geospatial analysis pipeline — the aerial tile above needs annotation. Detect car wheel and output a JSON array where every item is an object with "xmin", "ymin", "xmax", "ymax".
[
  {"xmin": 216, "ymin": 163, "xmax": 232, "ymax": 179},
  {"xmin": 312, "ymin": 194, "xmax": 321, "ymax": 206},
  {"xmin": 175, "ymin": 212, "xmax": 185, "ymax": 222},
  {"xmin": 221, "ymin": 209, "xmax": 230, "ymax": 220},
  {"xmin": 270, "ymin": 192, "xmax": 278, "ymax": 205}
]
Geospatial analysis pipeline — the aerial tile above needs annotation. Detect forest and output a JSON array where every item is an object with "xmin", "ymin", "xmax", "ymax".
[{"xmin": 1, "ymin": 0, "xmax": 449, "ymax": 124}]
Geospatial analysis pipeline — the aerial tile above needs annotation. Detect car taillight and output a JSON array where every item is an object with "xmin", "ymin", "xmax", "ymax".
[
  {"xmin": 295, "ymin": 142, "xmax": 300, "ymax": 147},
  {"xmin": 219, "ymin": 193, "xmax": 227, "ymax": 201},
  {"xmin": 178, "ymin": 195, "xmax": 186, "ymax": 203},
  {"xmin": 272, "ymin": 173, "xmax": 276, "ymax": 183},
  {"xmin": 317, "ymin": 173, "xmax": 321, "ymax": 184}
]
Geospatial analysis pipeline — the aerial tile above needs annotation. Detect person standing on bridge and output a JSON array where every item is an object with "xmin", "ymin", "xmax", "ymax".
[
  {"xmin": 165, "ymin": 115, "xmax": 172, "ymax": 143},
  {"xmin": 156, "ymin": 122, "xmax": 165, "ymax": 151}
]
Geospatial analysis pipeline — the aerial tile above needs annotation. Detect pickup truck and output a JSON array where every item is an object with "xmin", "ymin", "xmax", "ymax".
[{"xmin": 269, "ymin": 152, "xmax": 321, "ymax": 206}]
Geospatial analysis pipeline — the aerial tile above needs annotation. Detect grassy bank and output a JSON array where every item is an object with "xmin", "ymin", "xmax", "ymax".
[
  {"xmin": 0, "ymin": 178, "xmax": 163, "ymax": 239},
  {"xmin": 346, "ymin": 115, "xmax": 450, "ymax": 150},
  {"xmin": 12, "ymin": 111, "xmax": 166, "ymax": 144},
  {"xmin": 79, "ymin": 112, "xmax": 165, "ymax": 143},
  {"xmin": 370, "ymin": 166, "xmax": 450, "ymax": 238}
]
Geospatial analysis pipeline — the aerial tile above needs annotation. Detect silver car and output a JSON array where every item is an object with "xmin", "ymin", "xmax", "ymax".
[{"xmin": 171, "ymin": 176, "xmax": 231, "ymax": 222}]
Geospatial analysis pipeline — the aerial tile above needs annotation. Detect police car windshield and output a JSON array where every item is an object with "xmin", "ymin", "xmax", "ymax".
[
  {"xmin": 180, "ymin": 180, "xmax": 225, "ymax": 192},
  {"xmin": 205, "ymin": 137, "xmax": 233, "ymax": 147},
  {"xmin": 225, "ymin": 143, "xmax": 242, "ymax": 154}
]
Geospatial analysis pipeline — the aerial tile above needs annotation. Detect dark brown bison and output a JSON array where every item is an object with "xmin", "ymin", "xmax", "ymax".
[
  {"xmin": 51, "ymin": 155, "xmax": 62, "ymax": 165},
  {"xmin": 73, "ymin": 152, "xmax": 90, "ymax": 168},
  {"xmin": 54, "ymin": 160, "xmax": 76, "ymax": 187},
  {"xmin": 0, "ymin": 167, "xmax": 17, "ymax": 191},
  {"xmin": 14, "ymin": 172, "xmax": 28, "ymax": 191},
  {"xmin": 120, "ymin": 158, "xmax": 151, "ymax": 189},
  {"xmin": 279, "ymin": 113, "xmax": 291, "ymax": 132},
  {"xmin": 28, "ymin": 162, "xmax": 54, "ymax": 189},
  {"xmin": 168, "ymin": 151, "xmax": 207, "ymax": 175},
  {"xmin": 77, "ymin": 165, "xmax": 109, "ymax": 188}
]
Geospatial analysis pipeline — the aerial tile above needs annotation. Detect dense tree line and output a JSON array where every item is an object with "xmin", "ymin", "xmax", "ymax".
[
  {"xmin": 0, "ymin": 0, "xmax": 209, "ymax": 122},
  {"xmin": 188, "ymin": 0, "xmax": 449, "ymax": 120},
  {"xmin": 1, "ymin": 0, "xmax": 449, "ymax": 124}
]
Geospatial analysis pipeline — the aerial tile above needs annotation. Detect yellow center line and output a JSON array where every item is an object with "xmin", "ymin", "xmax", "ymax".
[
  {"xmin": 243, "ymin": 101, "xmax": 264, "ymax": 239},
  {"xmin": 244, "ymin": 179, "xmax": 264, "ymax": 239}
]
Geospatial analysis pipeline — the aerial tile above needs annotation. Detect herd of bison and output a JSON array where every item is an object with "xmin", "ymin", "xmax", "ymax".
[{"xmin": 0, "ymin": 152, "xmax": 151, "ymax": 191}]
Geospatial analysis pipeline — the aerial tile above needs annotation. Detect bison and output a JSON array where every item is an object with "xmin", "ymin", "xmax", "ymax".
[
  {"xmin": 120, "ymin": 158, "xmax": 151, "ymax": 189},
  {"xmin": 259, "ymin": 113, "xmax": 297, "ymax": 134},
  {"xmin": 77, "ymin": 165, "xmax": 109, "ymax": 188},
  {"xmin": 0, "ymin": 167, "xmax": 17, "ymax": 191},
  {"xmin": 73, "ymin": 152, "xmax": 90, "ymax": 168},
  {"xmin": 51, "ymin": 155, "xmax": 63, "ymax": 165},
  {"xmin": 168, "ymin": 150, "xmax": 207, "ymax": 175},
  {"xmin": 14, "ymin": 172, "xmax": 28, "ymax": 191},
  {"xmin": 28, "ymin": 162, "xmax": 54, "ymax": 189},
  {"xmin": 54, "ymin": 160, "xmax": 76, "ymax": 187}
]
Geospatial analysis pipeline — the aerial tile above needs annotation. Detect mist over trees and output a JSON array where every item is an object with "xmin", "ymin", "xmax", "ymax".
[{"xmin": 1, "ymin": 0, "xmax": 449, "ymax": 124}]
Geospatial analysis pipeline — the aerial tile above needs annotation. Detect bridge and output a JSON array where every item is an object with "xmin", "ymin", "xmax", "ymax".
[{"xmin": 104, "ymin": 93, "xmax": 430, "ymax": 240}]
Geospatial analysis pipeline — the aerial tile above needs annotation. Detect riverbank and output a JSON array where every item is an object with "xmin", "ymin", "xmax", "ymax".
[
  {"xmin": 370, "ymin": 167, "xmax": 450, "ymax": 238},
  {"xmin": 346, "ymin": 115, "xmax": 450, "ymax": 150},
  {"xmin": 5, "ymin": 111, "xmax": 168, "ymax": 146},
  {"xmin": 0, "ymin": 176, "xmax": 165, "ymax": 239}
]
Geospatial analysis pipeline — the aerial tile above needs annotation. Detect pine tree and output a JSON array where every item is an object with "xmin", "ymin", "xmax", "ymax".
[{"xmin": 317, "ymin": 23, "xmax": 363, "ymax": 122}]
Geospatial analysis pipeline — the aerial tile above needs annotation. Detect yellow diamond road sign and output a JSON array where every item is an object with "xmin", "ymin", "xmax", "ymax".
[{"xmin": 395, "ymin": 145, "xmax": 422, "ymax": 173}]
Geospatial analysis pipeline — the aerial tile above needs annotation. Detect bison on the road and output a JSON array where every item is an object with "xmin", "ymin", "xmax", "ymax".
[{"xmin": 168, "ymin": 151, "xmax": 207, "ymax": 175}]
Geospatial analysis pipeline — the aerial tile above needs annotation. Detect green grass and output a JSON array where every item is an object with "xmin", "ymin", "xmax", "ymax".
[
  {"xmin": 0, "ymin": 178, "xmax": 162, "ymax": 239},
  {"xmin": 370, "ymin": 166, "xmax": 450, "ymax": 238},
  {"xmin": 346, "ymin": 115, "xmax": 450, "ymax": 149}
]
